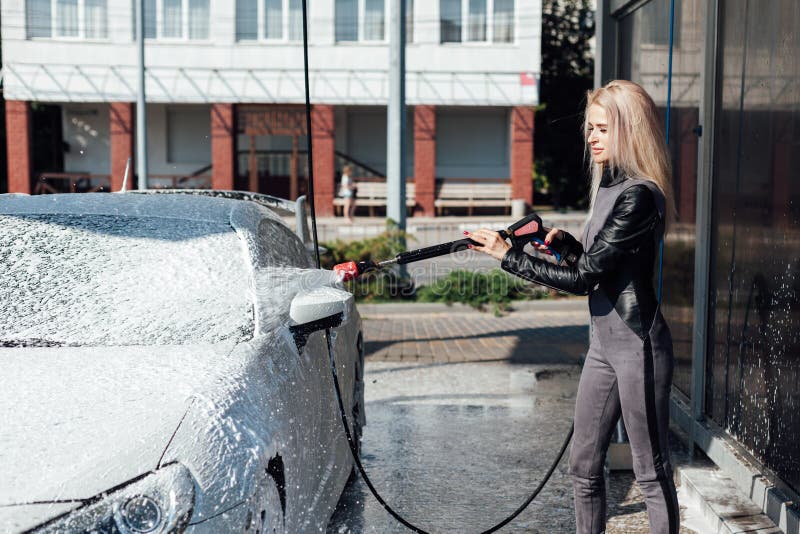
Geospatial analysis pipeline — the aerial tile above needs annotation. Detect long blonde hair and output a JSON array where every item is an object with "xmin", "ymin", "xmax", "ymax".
[{"xmin": 584, "ymin": 80, "xmax": 676, "ymax": 231}]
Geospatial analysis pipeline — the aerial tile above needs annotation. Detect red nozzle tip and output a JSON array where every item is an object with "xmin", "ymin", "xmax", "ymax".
[{"xmin": 333, "ymin": 261, "xmax": 360, "ymax": 282}]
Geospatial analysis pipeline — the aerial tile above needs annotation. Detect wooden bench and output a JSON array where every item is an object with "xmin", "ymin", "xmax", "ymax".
[
  {"xmin": 333, "ymin": 181, "xmax": 416, "ymax": 217},
  {"xmin": 434, "ymin": 181, "xmax": 512, "ymax": 216},
  {"xmin": 34, "ymin": 173, "xmax": 110, "ymax": 194}
]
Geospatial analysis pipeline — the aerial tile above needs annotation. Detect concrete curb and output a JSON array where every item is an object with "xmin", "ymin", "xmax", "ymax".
[
  {"xmin": 679, "ymin": 467, "xmax": 781, "ymax": 533},
  {"xmin": 356, "ymin": 297, "xmax": 587, "ymax": 316},
  {"xmin": 671, "ymin": 396, "xmax": 800, "ymax": 534}
]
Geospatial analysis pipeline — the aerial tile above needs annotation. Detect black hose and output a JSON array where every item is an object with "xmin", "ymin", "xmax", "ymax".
[
  {"xmin": 299, "ymin": 2, "xmax": 573, "ymax": 532},
  {"xmin": 325, "ymin": 324, "xmax": 573, "ymax": 534}
]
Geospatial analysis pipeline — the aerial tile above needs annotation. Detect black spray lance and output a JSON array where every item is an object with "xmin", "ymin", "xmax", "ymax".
[{"xmin": 334, "ymin": 212, "xmax": 577, "ymax": 281}]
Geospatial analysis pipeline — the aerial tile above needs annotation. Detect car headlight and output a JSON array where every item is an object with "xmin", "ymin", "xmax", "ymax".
[{"xmin": 34, "ymin": 464, "xmax": 195, "ymax": 533}]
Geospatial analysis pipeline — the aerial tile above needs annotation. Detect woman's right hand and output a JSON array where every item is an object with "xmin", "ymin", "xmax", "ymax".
[{"xmin": 532, "ymin": 227, "xmax": 564, "ymax": 255}]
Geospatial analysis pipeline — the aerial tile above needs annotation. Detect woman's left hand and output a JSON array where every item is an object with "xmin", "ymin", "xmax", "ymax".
[{"xmin": 464, "ymin": 229, "xmax": 511, "ymax": 261}]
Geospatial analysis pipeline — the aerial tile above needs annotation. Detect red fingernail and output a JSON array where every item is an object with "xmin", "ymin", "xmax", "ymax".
[
  {"xmin": 467, "ymin": 244, "xmax": 473, "ymax": 249},
  {"xmin": 463, "ymin": 231, "xmax": 469, "ymax": 235},
  {"xmin": 545, "ymin": 239, "xmax": 551, "ymax": 245}
]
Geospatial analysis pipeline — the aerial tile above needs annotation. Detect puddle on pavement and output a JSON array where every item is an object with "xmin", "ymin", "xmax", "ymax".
[{"xmin": 328, "ymin": 360, "xmax": 579, "ymax": 533}]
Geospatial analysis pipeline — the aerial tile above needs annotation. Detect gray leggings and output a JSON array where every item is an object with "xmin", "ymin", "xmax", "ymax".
[{"xmin": 569, "ymin": 310, "xmax": 679, "ymax": 534}]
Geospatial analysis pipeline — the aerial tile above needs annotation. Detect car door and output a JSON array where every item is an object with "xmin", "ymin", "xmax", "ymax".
[{"xmin": 254, "ymin": 217, "xmax": 357, "ymax": 527}]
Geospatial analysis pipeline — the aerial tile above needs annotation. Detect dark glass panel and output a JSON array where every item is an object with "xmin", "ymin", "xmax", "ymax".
[
  {"xmin": 335, "ymin": 0, "xmax": 358, "ymax": 42},
  {"xmin": 708, "ymin": 0, "xmax": 800, "ymax": 493},
  {"xmin": 618, "ymin": 0, "xmax": 701, "ymax": 398},
  {"xmin": 236, "ymin": 0, "xmax": 258, "ymax": 40},
  {"xmin": 440, "ymin": 0, "xmax": 462, "ymax": 43}
]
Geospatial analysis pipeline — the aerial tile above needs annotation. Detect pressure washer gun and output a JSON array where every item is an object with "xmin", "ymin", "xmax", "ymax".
[{"xmin": 334, "ymin": 212, "xmax": 577, "ymax": 282}]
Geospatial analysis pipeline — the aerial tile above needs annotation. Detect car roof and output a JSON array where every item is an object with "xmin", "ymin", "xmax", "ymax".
[{"xmin": 0, "ymin": 192, "xmax": 282, "ymax": 227}]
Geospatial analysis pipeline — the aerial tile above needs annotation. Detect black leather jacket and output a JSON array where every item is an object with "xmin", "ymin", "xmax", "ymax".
[{"xmin": 500, "ymin": 177, "xmax": 662, "ymax": 339}]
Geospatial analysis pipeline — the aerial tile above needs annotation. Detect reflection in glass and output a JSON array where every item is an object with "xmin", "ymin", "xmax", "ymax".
[
  {"xmin": 145, "ymin": 0, "xmax": 157, "ymax": 38},
  {"xmin": 335, "ymin": 0, "xmax": 358, "ymax": 41},
  {"xmin": 406, "ymin": 0, "xmax": 414, "ymax": 43},
  {"xmin": 364, "ymin": 0, "xmax": 385, "ymax": 41},
  {"xmin": 56, "ymin": 0, "xmax": 79, "ymax": 37},
  {"xmin": 708, "ymin": 0, "xmax": 800, "ymax": 493},
  {"xmin": 188, "ymin": 0, "xmax": 209, "ymax": 39},
  {"xmin": 236, "ymin": 0, "xmax": 258, "ymax": 40},
  {"xmin": 617, "ymin": 0, "xmax": 702, "ymax": 399},
  {"xmin": 493, "ymin": 0, "xmax": 514, "ymax": 43},
  {"xmin": 289, "ymin": 0, "xmax": 303, "ymax": 41},
  {"xmin": 265, "ymin": 0, "xmax": 283, "ymax": 39},
  {"xmin": 162, "ymin": 0, "xmax": 182, "ymax": 38},
  {"xmin": 27, "ymin": 0, "xmax": 52, "ymax": 38},
  {"xmin": 468, "ymin": 0, "xmax": 487, "ymax": 42},
  {"xmin": 85, "ymin": 0, "xmax": 108, "ymax": 39},
  {"xmin": 440, "ymin": 0, "xmax": 462, "ymax": 43}
]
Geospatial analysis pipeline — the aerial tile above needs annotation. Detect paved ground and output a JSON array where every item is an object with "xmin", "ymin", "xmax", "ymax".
[
  {"xmin": 328, "ymin": 301, "xmax": 703, "ymax": 533},
  {"xmin": 358, "ymin": 300, "xmax": 590, "ymax": 366}
]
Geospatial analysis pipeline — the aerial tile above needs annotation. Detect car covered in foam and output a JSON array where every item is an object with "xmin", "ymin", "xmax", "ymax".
[{"xmin": 0, "ymin": 192, "xmax": 365, "ymax": 533}]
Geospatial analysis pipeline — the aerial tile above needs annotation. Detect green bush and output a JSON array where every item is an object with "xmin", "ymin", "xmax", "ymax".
[
  {"xmin": 321, "ymin": 219, "xmax": 412, "ymax": 269},
  {"xmin": 416, "ymin": 268, "xmax": 548, "ymax": 316}
]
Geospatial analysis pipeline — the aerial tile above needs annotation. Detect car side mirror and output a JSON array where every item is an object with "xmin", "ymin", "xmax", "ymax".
[{"xmin": 288, "ymin": 288, "xmax": 353, "ymax": 352}]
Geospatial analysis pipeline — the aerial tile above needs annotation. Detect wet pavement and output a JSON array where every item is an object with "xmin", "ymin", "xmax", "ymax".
[{"xmin": 328, "ymin": 301, "xmax": 702, "ymax": 533}]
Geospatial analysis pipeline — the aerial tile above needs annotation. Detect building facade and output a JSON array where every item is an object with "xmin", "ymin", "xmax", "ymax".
[
  {"xmin": 2, "ymin": 0, "xmax": 542, "ymax": 215},
  {"xmin": 597, "ymin": 0, "xmax": 800, "ymax": 530}
]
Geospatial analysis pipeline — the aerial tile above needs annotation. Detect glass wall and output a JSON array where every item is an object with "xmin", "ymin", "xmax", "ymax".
[
  {"xmin": 616, "ymin": 0, "xmax": 702, "ymax": 398},
  {"xmin": 707, "ymin": 0, "xmax": 800, "ymax": 493}
]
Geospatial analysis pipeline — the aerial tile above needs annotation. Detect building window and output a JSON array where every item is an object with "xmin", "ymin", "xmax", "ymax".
[
  {"xmin": 85, "ymin": 0, "xmax": 108, "ymax": 38},
  {"xmin": 639, "ymin": 0, "xmax": 680, "ymax": 46},
  {"xmin": 139, "ymin": 0, "xmax": 209, "ymax": 40},
  {"xmin": 440, "ymin": 0, "xmax": 514, "ymax": 43},
  {"xmin": 405, "ymin": 0, "xmax": 413, "ymax": 42},
  {"xmin": 363, "ymin": 0, "xmax": 385, "ymax": 41},
  {"xmin": 335, "ymin": 0, "xmax": 412, "ymax": 43},
  {"xmin": 335, "ymin": 0, "xmax": 358, "ymax": 41},
  {"xmin": 236, "ymin": 0, "xmax": 304, "ymax": 41},
  {"xmin": 26, "ymin": 0, "xmax": 108, "ymax": 39},
  {"xmin": 493, "ymin": 0, "xmax": 513, "ymax": 42}
]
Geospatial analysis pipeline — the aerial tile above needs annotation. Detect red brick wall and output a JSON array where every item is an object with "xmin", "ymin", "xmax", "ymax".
[
  {"xmin": 5, "ymin": 100, "xmax": 32, "ymax": 194},
  {"xmin": 110, "ymin": 102, "xmax": 135, "ymax": 191},
  {"xmin": 211, "ymin": 103, "xmax": 236, "ymax": 190},
  {"xmin": 510, "ymin": 106, "xmax": 535, "ymax": 209},
  {"xmin": 414, "ymin": 105, "xmax": 436, "ymax": 217},
  {"xmin": 311, "ymin": 104, "xmax": 335, "ymax": 216}
]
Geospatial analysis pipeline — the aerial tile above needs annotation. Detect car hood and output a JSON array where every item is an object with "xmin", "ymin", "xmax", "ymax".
[{"xmin": 0, "ymin": 343, "xmax": 234, "ymax": 505}]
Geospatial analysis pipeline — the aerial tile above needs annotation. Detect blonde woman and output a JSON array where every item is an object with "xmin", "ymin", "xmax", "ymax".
[
  {"xmin": 467, "ymin": 80, "xmax": 679, "ymax": 534},
  {"xmin": 339, "ymin": 165, "xmax": 357, "ymax": 223}
]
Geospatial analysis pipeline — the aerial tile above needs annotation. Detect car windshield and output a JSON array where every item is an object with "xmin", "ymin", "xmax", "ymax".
[{"xmin": 0, "ymin": 214, "xmax": 254, "ymax": 347}]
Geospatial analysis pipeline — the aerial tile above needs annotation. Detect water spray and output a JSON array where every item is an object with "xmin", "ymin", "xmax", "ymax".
[{"xmin": 333, "ymin": 212, "xmax": 578, "ymax": 282}]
